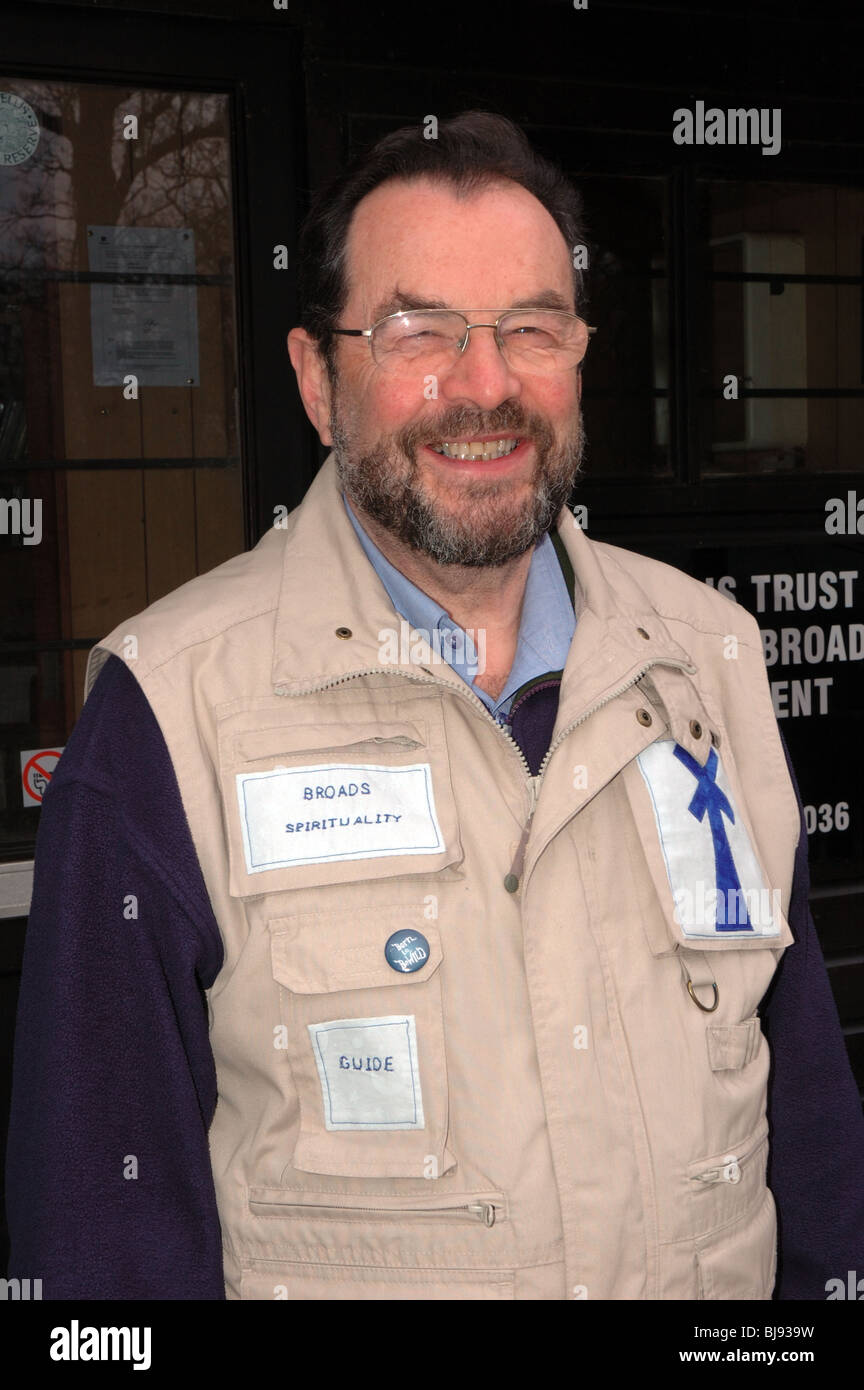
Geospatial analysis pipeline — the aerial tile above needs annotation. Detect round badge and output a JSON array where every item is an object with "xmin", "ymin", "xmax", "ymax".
[
  {"xmin": 384, "ymin": 929, "xmax": 430, "ymax": 974},
  {"xmin": 0, "ymin": 93, "xmax": 40, "ymax": 167}
]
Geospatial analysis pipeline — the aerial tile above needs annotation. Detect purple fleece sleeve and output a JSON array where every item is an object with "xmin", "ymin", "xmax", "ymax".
[
  {"xmin": 760, "ymin": 733, "xmax": 864, "ymax": 1300},
  {"xmin": 5, "ymin": 653, "xmax": 225, "ymax": 1299}
]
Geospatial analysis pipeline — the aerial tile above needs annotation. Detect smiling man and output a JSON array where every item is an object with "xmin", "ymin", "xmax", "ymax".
[
  {"xmin": 7, "ymin": 111, "xmax": 864, "ymax": 1302},
  {"xmin": 288, "ymin": 175, "xmax": 587, "ymax": 705}
]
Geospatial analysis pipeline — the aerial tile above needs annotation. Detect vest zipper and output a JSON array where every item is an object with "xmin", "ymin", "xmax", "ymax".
[
  {"xmin": 275, "ymin": 666, "xmax": 536, "ymax": 802},
  {"xmin": 250, "ymin": 1198, "xmax": 499, "ymax": 1226},
  {"xmin": 275, "ymin": 655, "xmax": 697, "ymax": 889},
  {"xmin": 505, "ymin": 657, "xmax": 696, "ymax": 889}
]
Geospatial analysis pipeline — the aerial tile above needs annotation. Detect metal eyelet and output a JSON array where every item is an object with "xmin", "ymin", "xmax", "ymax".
[
  {"xmin": 636, "ymin": 708, "xmax": 653, "ymax": 727},
  {"xmin": 335, "ymin": 626, "xmax": 352, "ymax": 639},
  {"xmin": 689, "ymin": 719, "xmax": 703, "ymax": 738}
]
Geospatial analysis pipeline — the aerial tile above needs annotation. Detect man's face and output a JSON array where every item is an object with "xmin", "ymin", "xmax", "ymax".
[{"xmin": 327, "ymin": 177, "xmax": 585, "ymax": 567}]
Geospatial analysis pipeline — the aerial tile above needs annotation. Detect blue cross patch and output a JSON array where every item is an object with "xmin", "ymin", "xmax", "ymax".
[{"xmin": 636, "ymin": 739, "xmax": 780, "ymax": 939}]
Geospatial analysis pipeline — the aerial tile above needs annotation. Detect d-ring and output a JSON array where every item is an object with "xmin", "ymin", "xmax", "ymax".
[{"xmin": 686, "ymin": 979, "xmax": 719, "ymax": 1013}]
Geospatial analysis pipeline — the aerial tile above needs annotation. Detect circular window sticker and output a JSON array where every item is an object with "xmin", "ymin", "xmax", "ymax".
[{"xmin": 0, "ymin": 93, "xmax": 40, "ymax": 166}]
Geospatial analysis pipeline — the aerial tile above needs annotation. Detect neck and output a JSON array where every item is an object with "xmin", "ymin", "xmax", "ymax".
[
  {"xmin": 350, "ymin": 503, "xmax": 536, "ymax": 700},
  {"xmin": 350, "ymin": 502, "xmax": 534, "ymax": 637}
]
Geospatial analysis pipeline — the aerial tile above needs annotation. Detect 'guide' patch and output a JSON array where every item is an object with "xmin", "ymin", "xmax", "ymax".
[
  {"xmin": 236, "ymin": 762, "xmax": 444, "ymax": 873},
  {"xmin": 636, "ymin": 739, "xmax": 780, "ymax": 939},
  {"xmin": 308, "ymin": 1015, "xmax": 425, "ymax": 1130}
]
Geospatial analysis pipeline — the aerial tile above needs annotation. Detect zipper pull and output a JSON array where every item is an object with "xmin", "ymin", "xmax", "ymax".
[
  {"xmin": 504, "ymin": 776, "xmax": 540, "ymax": 893},
  {"xmin": 467, "ymin": 1201, "xmax": 496, "ymax": 1226},
  {"xmin": 694, "ymin": 1154, "xmax": 742, "ymax": 1185}
]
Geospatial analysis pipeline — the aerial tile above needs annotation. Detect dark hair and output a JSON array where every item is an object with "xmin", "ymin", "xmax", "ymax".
[{"xmin": 296, "ymin": 110, "xmax": 587, "ymax": 371}]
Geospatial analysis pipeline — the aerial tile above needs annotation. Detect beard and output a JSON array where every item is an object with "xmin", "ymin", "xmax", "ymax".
[{"xmin": 329, "ymin": 386, "xmax": 586, "ymax": 568}]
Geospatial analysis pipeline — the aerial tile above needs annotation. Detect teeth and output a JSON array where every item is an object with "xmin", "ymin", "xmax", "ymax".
[{"xmin": 431, "ymin": 438, "xmax": 520, "ymax": 461}]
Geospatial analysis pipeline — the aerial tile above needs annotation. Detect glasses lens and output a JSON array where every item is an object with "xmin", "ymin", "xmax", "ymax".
[
  {"xmin": 371, "ymin": 311, "xmax": 466, "ymax": 371},
  {"xmin": 498, "ymin": 311, "xmax": 589, "ymax": 372}
]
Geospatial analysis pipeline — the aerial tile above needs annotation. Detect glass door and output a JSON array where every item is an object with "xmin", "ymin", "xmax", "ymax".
[{"xmin": 0, "ymin": 77, "xmax": 244, "ymax": 887}]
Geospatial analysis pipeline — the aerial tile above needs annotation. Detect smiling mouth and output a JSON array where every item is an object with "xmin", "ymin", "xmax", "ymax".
[{"xmin": 428, "ymin": 437, "xmax": 521, "ymax": 461}]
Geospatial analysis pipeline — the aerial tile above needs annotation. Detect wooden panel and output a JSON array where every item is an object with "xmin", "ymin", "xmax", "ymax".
[
  {"xmin": 196, "ymin": 463, "xmax": 245, "ymax": 574},
  {"xmin": 54, "ymin": 81, "xmax": 244, "ymax": 656},
  {"xmin": 141, "ymin": 389, "xmax": 195, "ymax": 601}
]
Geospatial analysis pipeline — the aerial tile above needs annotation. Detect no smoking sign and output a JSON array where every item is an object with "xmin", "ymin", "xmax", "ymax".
[{"xmin": 20, "ymin": 747, "xmax": 64, "ymax": 807}]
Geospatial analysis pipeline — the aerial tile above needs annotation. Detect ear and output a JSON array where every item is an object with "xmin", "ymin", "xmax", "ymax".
[{"xmin": 287, "ymin": 328, "xmax": 334, "ymax": 446}]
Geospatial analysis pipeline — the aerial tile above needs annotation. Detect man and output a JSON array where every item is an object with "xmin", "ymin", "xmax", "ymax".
[{"xmin": 7, "ymin": 112, "xmax": 864, "ymax": 1300}]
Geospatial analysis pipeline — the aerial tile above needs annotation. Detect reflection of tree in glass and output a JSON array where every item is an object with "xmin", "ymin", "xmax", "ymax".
[{"xmin": 0, "ymin": 81, "xmax": 232, "ymax": 275}]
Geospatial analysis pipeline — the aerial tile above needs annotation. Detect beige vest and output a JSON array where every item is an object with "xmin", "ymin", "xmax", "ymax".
[{"xmin": 85, "ymin": 455, "xmax": 800, "ymax": 1301}]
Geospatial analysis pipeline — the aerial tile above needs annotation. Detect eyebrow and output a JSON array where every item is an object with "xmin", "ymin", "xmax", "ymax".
[{"xmin": 368, "ymin": 286, "xmax": 575, "ymax": 321}]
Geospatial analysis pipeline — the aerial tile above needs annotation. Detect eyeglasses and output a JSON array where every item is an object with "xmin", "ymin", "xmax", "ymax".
[{"xmin": 331, "ymin": 308, "xmax": 597, "ymax": 376}]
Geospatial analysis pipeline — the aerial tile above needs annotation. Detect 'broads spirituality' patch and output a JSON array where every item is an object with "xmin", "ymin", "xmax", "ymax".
[{"xmin": 236, "ymin": 762, "xmax": 444, "ymax": 872}]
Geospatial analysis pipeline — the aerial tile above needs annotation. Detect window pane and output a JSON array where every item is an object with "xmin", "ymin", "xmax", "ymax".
[
  {"xmin": 0, "ymin": 77, "xmax": 243, "ymax": 858},
  {"xmin": 697, "ymin": 179, "xmax": 864, "ymax": 476}
]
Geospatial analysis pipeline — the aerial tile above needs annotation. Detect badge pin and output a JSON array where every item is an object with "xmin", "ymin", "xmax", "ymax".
[{"xmin": 385, "ymin": 929, "xmax": 430, "ymax": 974}]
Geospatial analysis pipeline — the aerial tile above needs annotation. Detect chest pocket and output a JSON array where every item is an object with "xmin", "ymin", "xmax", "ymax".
[
  {"xmin": 621, "ymin": 736, "xmax": 795, "ymax": 960},
  {"xmin": 216, "ymin": 695, "xmax": 463, "ymax": 899},
  {"xmin": 270, "ymin": 907, "xmax": 456, "ymax": 1179},
  {"xmin": 215, "ymin": 692, "xmax": 461, "ymax": 1180}
]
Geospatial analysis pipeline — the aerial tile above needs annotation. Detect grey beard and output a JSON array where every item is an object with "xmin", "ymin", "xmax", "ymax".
[{"xmin": 331, "ymin": 403, "xmax": 586, "ymax": 568}]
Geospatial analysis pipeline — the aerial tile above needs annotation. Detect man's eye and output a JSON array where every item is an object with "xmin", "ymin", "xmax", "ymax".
[{"xmin": 506, "ymin": 327, "xmax": 556, "ymax": 347}]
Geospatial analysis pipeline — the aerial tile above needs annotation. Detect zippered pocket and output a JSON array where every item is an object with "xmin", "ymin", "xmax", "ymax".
[
  {"xmin": 686, "ymin": 1119, "xmax": 769, "ymax": 1239},
  {"xmin": 249, "ymin": 1188, "xmax": 506, "ymax": 1227},
  {"xmin": 691, "ymin": 1124, "xmax": 768, "ymax": 1187}
]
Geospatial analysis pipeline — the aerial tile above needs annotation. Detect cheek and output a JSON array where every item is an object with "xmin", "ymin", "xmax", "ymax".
[
  {"xmin": 366, "ymin": 375, "xmax": 431, "ymax": 431},
  {"xmin": 527, "ymin": 376, "xmax": 580, "ymax": 426}
]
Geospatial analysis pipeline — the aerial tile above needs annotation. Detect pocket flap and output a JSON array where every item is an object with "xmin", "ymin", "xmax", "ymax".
[
  {"xmin": 270, "ymin": 907, "xmax": 443, "ymax": 994},
  {"xmin": 622, "ymin": 740, "xmax": 795, "ymax": 955},
  {"xmin": 236, "ymin": 720, "xmax": 426, "ymax": 763},
  {"xmin": 217, "ymin": 696, "xmax": 462, "ymax": 896},
  {"xmin": 706, "ymin": 1016, "xmax": 762, "ymax": 1071}
]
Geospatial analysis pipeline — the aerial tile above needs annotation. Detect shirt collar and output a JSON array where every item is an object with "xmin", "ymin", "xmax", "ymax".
[{"xmin": 342, "ymin": 493, "xmax": 575, "ymax": 721}]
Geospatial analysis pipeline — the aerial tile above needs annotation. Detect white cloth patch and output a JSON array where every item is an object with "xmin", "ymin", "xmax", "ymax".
[
  {"xmin": 308, "ymin": 1015, "xmax": 425, "ymax": 1130},
  {"xmin": 637, "ymin": 739, "xmax": 779, "ymax": 939},
  {"xmin": 236, "ymin": 762, "xmax": 444, "ymax": 873}
]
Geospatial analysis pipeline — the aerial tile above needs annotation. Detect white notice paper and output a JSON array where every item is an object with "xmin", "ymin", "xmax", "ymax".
[
  {"xmin": 236, "ymin": 762, "xmax": 445, "ymax": 873},
  {"xmin": 88, "ymin": 225, "xmax": 200, "ymax": 386}
]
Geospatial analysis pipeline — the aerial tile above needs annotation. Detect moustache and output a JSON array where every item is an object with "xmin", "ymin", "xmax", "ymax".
[{"xmin": 398, "ymin": 405, "xmax": 551, "ymax": 454}]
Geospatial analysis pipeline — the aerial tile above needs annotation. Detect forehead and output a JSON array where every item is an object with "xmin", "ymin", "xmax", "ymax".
[{"xmin": 343, "ymin": 176, "xmax": 574, "ymax": 314}]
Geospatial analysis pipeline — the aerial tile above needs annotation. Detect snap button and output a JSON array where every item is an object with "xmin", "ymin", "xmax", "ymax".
[
  {"xmin": 503, "ymin": 873, "xmax": 519, "ymax": 893},
  {"xmin": 384, "ymin": 929, "xmax": 430, "ymax": 973},
  {"xmin": 636, "ymin": 627, "xmax": 650, "ymax": 640},
  {"xmin": 335, "ymin": 626, "xmax": 352, "ymax": 639},
  {"xmin": 689, "ymin": 719, "xmax": 703, "ymax": 738},
  {"xmin": 636, "ymin": 708, "xmax": 653, "ymax": 727}
]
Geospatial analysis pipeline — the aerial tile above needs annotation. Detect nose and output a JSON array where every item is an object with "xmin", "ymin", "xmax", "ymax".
[{"xmin": 438, "ymin": 322, "xmax": 523, "ymax": 410}]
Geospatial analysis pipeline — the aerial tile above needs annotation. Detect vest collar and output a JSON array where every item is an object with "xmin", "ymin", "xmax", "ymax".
[{"xmin": 271, "ymin": 454, "xmax": 697, "ymax": 705}]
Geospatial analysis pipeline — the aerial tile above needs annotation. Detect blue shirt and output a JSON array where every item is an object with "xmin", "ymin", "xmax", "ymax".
[{"xmin": 342, "ymin": 494, "xmax": 576, "ymax": 722}]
